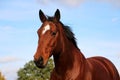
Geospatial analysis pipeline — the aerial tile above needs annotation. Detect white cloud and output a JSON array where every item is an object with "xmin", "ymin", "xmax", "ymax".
[
  {"xmin": 119, "ymin": 53, "xmax": 120, "ymax": 56},
  {"xmin": 0, "ymin": 56, "xmax": 23, "ymax": 80},
  {"xmin": 36, "ymin": 0, "xmax": 120, "ymax": 7},
  {"xmin": 96, "ymin": 41, "xmax": 120, "ymax": 49},
  {"xmin": 36, "ymin": 0, "xmax": 51, "ymax": 4},
  {"xmin": 85, "ymin": 0, "xmax": 120, "ymax": 7},
  {"xmin": 60, "ymin": 0, "xmax": 84, "ymax": 6},
  {"xmin": 0, "ymin": 56, "xmax": 21, "ymax": 63},
  {"xmin": 1, "ymin": 65, "xmax": 19, "ymax": 80},
  {"xmin": 0, "ymin": 26, "xmax": 13, "ymax": 31},
  {"xmin": 36, "ymin": 0, "xmax": 84, "ymax": 6}
]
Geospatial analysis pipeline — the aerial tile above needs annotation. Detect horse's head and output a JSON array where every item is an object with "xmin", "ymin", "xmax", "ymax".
[
  {"xmin": 34, "ymin": 9, "xmax": 78, "ymax": 68},
  {"xmin": 34, "ymin": 9, "xmax": 63, "ymax": 68}
]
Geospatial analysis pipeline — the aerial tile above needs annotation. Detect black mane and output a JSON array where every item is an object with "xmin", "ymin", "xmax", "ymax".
[
  {"xmin": 62, "ymin": 25, "xmax": 78, "ymax": 49},
  {"xmin": 47, "ymin": 16, "xmax": 79, "ymax": 49}
]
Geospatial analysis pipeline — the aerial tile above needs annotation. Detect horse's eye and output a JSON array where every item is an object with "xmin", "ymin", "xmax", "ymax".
[{"xmin": 51, "ymin": 31, "xmax": 56, "ymax": 36}]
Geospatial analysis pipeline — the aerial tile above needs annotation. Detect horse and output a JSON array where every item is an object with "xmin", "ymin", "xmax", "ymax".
[{"xmin": 34, "ymin": 9, "xmax": 120, "ymax": 80}]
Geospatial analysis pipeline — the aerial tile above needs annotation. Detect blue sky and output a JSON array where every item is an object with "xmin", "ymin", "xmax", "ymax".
[{"xmin": 0, "ymin": 0, "xmax": 120, "ymax": 80}]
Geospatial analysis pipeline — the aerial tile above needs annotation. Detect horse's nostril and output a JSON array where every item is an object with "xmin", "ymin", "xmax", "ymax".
[{"xmin": 39, "ymin": 56, "xmax": 43, "ymax": 64}]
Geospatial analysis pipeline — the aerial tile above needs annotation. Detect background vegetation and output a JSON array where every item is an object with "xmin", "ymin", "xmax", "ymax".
[{"xmin": 17, "ymin": 58, "xmax": 54, "ymax": 80}]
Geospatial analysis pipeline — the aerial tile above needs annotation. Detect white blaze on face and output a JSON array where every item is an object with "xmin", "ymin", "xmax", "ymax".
[{"xmin": 42, "ymin": 24, "xmax": 50, "ymax": 35}]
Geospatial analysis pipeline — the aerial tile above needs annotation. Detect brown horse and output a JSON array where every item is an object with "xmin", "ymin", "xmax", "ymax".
[{"xmin": 34, "ymin": 9, "xmax": 120, "ymax": 80}]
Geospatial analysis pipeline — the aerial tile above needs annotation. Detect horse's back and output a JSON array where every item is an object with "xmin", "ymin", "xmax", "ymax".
[{"xmin": 86, "ymin": 56, "xmax": 120, "ymax": 80}]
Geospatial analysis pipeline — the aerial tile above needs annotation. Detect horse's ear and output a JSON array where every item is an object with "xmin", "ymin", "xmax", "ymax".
[
  {"xmin": 54, "ymin": 9, "xmax": 60, "ymax": 21},
  {"xmin": 39, "ymin": 10, "xmax": 47, "ymax": 23}
]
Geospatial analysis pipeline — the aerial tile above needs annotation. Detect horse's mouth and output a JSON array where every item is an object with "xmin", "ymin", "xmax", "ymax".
[
  {"xmin": 36, "ymin": 63, "xmax": 46, "ymax": 68},
  {"xmin": 34, "ymin": 59, "xmax": 47, "ymax": 69}
]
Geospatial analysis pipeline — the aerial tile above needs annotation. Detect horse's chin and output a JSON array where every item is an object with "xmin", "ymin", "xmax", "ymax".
[{"xmin": 37, "ymin": 65, "xmax": 46, "ymax": 68}]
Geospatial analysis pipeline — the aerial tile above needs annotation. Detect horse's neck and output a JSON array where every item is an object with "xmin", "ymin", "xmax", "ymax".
[{"xmin": 53, "ymin": 41, "xmax": 86, "ymax": 79}]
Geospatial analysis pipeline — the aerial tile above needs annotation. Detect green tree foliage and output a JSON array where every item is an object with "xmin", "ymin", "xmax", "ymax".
[
  {"xmin": 0, "ymin": 72, "xmax": 5, "ymax": 80},
  {"xmin": 17, "ymin": 58, "xmax": 54, "ymax": 80}
]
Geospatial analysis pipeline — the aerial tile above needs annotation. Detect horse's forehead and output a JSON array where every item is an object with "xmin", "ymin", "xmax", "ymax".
[{"xmin": 42, "ymin": 24, "xmax": 51, "ymax": 35}]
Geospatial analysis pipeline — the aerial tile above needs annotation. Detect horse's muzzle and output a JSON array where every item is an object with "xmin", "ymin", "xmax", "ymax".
[{"xmin": 34, "ymin": 56, "xmax": 45, "ymax": 68}]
